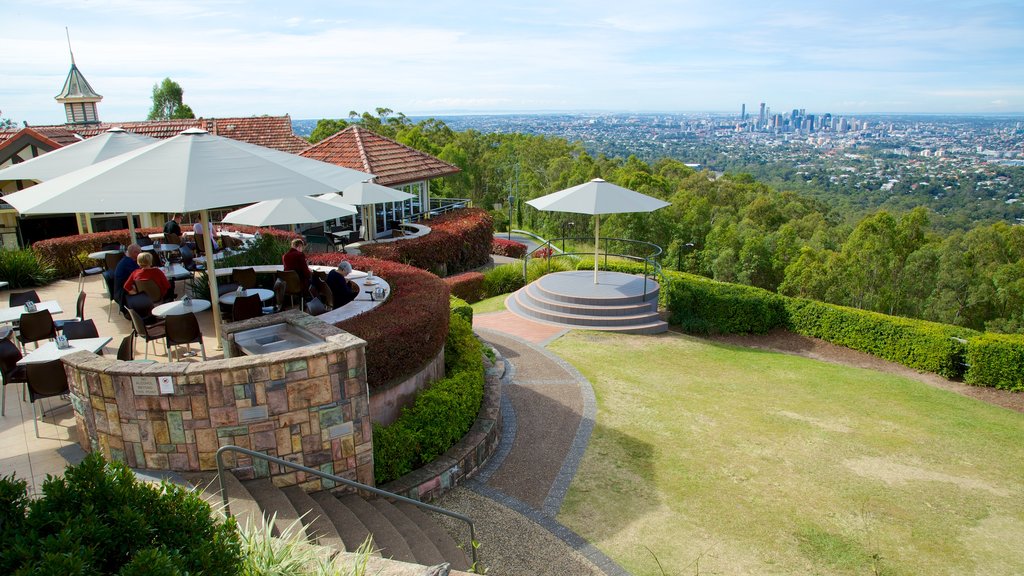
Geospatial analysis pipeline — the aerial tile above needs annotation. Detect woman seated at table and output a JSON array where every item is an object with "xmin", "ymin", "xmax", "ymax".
[
  {"xmin": 124, "ymin": 252, "xmax": 174, "ymax": 302},
  {"xmin": 326, "ymin": 261, "xmax": 360, "ymax": 307}
]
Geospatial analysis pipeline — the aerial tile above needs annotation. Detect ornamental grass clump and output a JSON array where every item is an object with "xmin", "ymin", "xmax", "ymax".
[{"xmin": 0, "ymin": 248, "xmax": 56, "ymax": 288}]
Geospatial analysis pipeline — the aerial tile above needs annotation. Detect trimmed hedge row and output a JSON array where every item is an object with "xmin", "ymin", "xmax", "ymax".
[
  {"xmin": 373, "ymin": 310, "xmax": 484, "ymax": 483},
  {"xmin": 308, "ymin": 252, "xmax": 450, "ymax": 391},
  {"xmin": 443, "ymin": 271, "xmax": 485, "ymax": 303},
  {"xmin": 964, "ymin": 334, "xmax": 1024, "ymax": 391},
  {"xmin": 491, "ymin": 237, "xmax": 527, "ymax": 258},
  {"xmin": 360, "ymin": 208, "xmax": 493, "ymax": 276},
  {"xmin": 450, "ymin": 296, "xmax": 473, "ymax": 325},
  {"xmin": 666, "ymin": 272, "xmax": 787, "ymax": 335},
  {"xmin": 32, "ymin": 225, "xmax": 299, "ymax": 279}
]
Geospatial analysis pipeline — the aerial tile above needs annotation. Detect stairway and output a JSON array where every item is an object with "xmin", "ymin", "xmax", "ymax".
[
  {"xmin": 506, "ymin": 270, "xmax": 668, "ymax": 334},
  {"xmin": 184, "ymin": 471, "xmax": 471, "ymax": 571}
]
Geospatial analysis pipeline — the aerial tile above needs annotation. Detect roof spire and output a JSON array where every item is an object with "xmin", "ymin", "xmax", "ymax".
[{"xmin": 66, "ymin": 27, "xmax": 75, "ymax": 66}]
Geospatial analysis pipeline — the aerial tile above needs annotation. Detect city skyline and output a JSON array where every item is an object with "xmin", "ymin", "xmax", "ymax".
[{"xmin": 2, "ymin": 0, "xmax": 1023, "ymax": 125}]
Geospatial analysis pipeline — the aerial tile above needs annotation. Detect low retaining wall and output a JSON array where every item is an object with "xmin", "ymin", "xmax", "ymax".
[
  {"xmin": 63, "ymin": 310, "xmax": 374, "ymax": 490},
  {"xmin": 369, "ymin": 348, "xmax": 445, "ymax": 426}
]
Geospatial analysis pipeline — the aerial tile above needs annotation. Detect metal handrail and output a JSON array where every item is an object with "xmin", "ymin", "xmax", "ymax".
[
  {"xmin": 215, "ymin": 445, "xmax": 477, "ymax": 567},
  {"xmin": 523, "ymin": 236, "xmax": 665, "ymax": 301}
]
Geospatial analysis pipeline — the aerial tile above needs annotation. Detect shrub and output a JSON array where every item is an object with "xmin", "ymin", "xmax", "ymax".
[
  {"xmin": 0, "ymin": 453, "xmax": 242, "ymax": 575},
  {"xmin": 482, "ymin": 263, "xmax": 525, "ymax": 297},
  {"xmin": 450, "ymin": 295, "xmax": 473, "ymax": 325},
  {"xmin": 444, "ymin": 271, "xmax": 485, "ymax": 303},
  {"xmin": 308, "ymin": 253, "xmax": 450, "ymax": 390},
  {"xmin": 491, "ymin": 237, "xmax": 527, "ymax": 258},
  {"xmin": 191, "ymin": 234, "xmax": 293, "ymax": 299},
  {"xmin": 0, "ymin": 248, "xmax": 56, "ymax": 288},
  {"xmin": 526, "ymin": 255, "xmax": 575, "ymax": 282},
  {"xmin": 666, "ymin": 271, "xmax": 787, "ymax": 334},
  {"xmin": 360, "ymin": 208, "xmax": 493, "ymax": 275},
  {"xmin": 373, "ymin": 312, "xmax": 484, "ymax": 483},
  {"xmin": 964, "ymin": 333, "xmax": 1024, "ymax": 391},
  {"xmin": 785, "ymin": 298, "xmax": 977, "ymax": 379}
]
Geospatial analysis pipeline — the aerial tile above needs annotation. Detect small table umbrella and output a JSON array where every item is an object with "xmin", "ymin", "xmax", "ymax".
[
  {"xmin": 526, "ymin": 178, "xmax": 670, "ymax": 284},
  {"xmin": 223, "ymin": 195, "xmax": 357, "ymax": 228},
  {"xmin": 318, "ymin": 179, "xmax": 416, "ymax": 241}
]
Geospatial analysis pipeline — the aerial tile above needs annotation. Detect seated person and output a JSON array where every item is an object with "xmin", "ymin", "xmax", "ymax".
[
  {"xmin": 113, "ymin": 244, "xmax": 143, "ymax": 305},
  {"xmin": 282, "ymin": 238, "xmax": 312, "ymax": 293},
  {"xmin": 124, "ymin": 252, "xmax": 174, "ymax": 302},
  {"xmin": 326, "ymin": 260, "xmax": 360, "ymax": 307},
  {"xmin": 192, "ymin": 221, "xmax": 219, "ymax": 252},
  {"xmin": 163, "ymin": 214, "xmax": 183, "ymax": 243}
]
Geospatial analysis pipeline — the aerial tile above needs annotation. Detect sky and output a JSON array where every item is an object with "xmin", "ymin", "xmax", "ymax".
[{"xmin": 2, "ymin": 0, "xmax": 1023, "ymax": 125}]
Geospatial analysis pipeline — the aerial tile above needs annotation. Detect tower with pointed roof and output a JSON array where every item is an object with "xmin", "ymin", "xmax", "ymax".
[{"xmin": 55, "ymin": 33, "xmax": 102, "ymax": 125}]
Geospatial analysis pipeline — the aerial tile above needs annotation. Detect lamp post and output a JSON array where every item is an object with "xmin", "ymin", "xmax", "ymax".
[
  {"xmin": 507, "ymin": 195, "xmax": 515, "ymax": 241},
  {"xmin": 678, "ymin": 242, "xmax": 695, "ymax": 271}
]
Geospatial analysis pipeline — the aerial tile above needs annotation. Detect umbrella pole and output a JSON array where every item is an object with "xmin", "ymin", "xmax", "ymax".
[
  {"xmin": 201, "ymin": 210, "xmax": 224, "ymax": 350},
  {"xmin": 594, "ymin": 214, "xmax": 600, "ymax": 284}
]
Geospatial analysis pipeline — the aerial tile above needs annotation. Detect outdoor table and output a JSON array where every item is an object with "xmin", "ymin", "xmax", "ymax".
[
  {"xmin": 0, "ymin": 300, "xmax": 64, "ymax": 324},
  {"xmin": 16, "ymin": 337, "xmax": 112, "ymax": 365},
  {"xmin": 0, "ymin": 281, "xmax": 8, "ymax": 290},
  {"xmin": 152, "ymin": 299, "xmax": 211, "ymax": 318},
  {"xmin": 218, "ymin": 288, "xmax": 275, "ymax": 306},
  {"xmin": 88, "ymin": 249, "xmax": 121, "ymax": 260},
  {"xmin": 148, "ymin": 233, "xmax": 166, "ymax": 241},
  {"xmin": 153, "ymin": 243, "xmax": 180, "ymax": 254},
  {"xmin": 159, "ymin": 263, "xmax": 192, "ymax": 281}
]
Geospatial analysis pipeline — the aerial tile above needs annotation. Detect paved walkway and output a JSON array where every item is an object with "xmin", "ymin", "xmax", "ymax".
[{"xmin": 432, "ymin": 311, "xmax": 629, "ymax": 575}]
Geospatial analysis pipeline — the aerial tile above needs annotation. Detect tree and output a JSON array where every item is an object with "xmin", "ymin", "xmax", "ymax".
[
  {"xmin": 309, "ymin": 118, "xmax": 349, "ymax": 143},
  {"xmin": 147, "ymin": 78, "xmax": 195, "ymax": 120}
]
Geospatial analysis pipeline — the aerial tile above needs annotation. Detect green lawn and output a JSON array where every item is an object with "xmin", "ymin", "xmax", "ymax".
[
  {"xmin": 552, "ymin": 331, "xmax": 1024, "ymax": 576},
  {"xmin": 471, "ymin": 294, "xmax": 509, "ymax": 315}
]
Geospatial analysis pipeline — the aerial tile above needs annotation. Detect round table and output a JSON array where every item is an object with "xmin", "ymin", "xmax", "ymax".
[
  {"xmin": 88, "ymin": 249, "xmax": 121, "ymax": 260},
  {"xmin": 152, "ymin": 299, "xmax": 211, "ymax": 317},
  {"xmin": 153, "ymin": 243, "xmax": 180, "ymax": 254},
  {"xmin": 218, "ymin": 288, "xmax": 275, "ymax": 306}
]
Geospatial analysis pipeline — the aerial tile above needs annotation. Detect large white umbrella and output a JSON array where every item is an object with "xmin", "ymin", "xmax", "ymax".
[
  {"xmin": 4, "ymin": 128, "xmax": 372, "ymax": 343},
  {"xmin": 0, "ymin": 127, "xmax": 159, "ymax": 242},
  {"xmin": 223, "ymin": 195, "xmax": 357, "ymax": 227},
  {"xmin": 318, "ymin": 180, "xmax": 416, "ymax": 241},
  {"xmin": 526, "ymin": 178, "xmax": 670, "ymax": 284}
]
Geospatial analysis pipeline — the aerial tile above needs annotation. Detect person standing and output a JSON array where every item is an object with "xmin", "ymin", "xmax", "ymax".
[{"xmin": 282, "ymin": 238, "xmax": 312, "ymax": 293}]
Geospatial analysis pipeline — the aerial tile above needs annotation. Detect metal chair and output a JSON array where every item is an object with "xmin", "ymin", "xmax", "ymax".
[
  {"xmin": 55, "ymin": 291, "xmax": 87, "ymax": 332},
  {"xmin": 77, "ymin": 256, "xmax": 104, "ymax": 292},
  {"xmin": 17, "ymin": 310, "xmax": 56, "ymax": 353},
  {"xmin": 275, "ymin": 270, "xmax": 305, "ymax": 310},
  {"xmin": 60, "ymin": 319, "xmax": 99, "ymax": 340},
  {"xmin": 116, "ymin": 334, "xmax": 135, "ymax": 361},
  {"xmin": 103, "ymin": 271, "xmax": 122, "ymax": 322},
  {"xmin": 128, "ymin": 308, "xmax": 166, "ymax": 360},
  {"xmin": 231, "ymin": 294, "xmax": 263, "ymax": 322},
  {"xmin": 125, "ymin": 292, "xmax": 157, "ymax": 322},
  {"xmin": 9, "ymin": 290, "xmax": 40, "ymax": 308},
  {"xmin": 164, "ymin": 312, "xmax": 206, "ymax": 361},
  {"xmin": 232, "ymin": 267, "xmax": 257, "ymax": 289},
  {"xmin": 26, "ymin": 360, "xmax": 70, "ymax": 437},
  {"xmin": 0, "ymin": 338, "xmax": 28, "ymax": 416}
]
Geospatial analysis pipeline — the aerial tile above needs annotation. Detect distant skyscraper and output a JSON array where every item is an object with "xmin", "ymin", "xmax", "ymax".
[
  {"xmin": 741, "ymin": 103, "xmax": 746, "ymax": 120},
  {"xmin": 758, "ymin": 102, "xmax": 765, "ymax": 128}
]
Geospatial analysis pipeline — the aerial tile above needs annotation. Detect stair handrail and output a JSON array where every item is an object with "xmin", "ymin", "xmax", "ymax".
[
  {"xmin": 215, "ymin": 445, "xmax": 477, "ymax": 567},
  {"xmin": 522, "ymin": 236, "xmax": 665, "ymax": 301}
]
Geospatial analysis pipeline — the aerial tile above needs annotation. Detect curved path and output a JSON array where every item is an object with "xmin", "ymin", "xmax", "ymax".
[{"xmin": 433, "ymin": 312, "xmax": 630, "ymax": 575}]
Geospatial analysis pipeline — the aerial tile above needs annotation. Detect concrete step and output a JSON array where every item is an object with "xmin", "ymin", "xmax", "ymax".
[
  {"xmin": 394, "ymin": 501, "xmax": 472, "ymax": 571},
  {"xmin": 310, "ymin": 490, "xmax": 374, "ymax": 554},
  {"xmin": 181, "ymin": 471, "xmax": 264, "ymax": 532},
  {"xmin": 530, "ymin": 271, "xmax": 661, "ymax": 306},
  {"xmin": 280, "ymin": 485, "xmax": 345, "ymax": 550},
  {"xmin": 242, "ymin": 478, "xmax": 308, "ymax": 540},
  {"xmin": 338, "ymin": 493, "xmax": 417, "ymax": 563},
  {"xmin": 524, "ymin": 282, "xmax": 658, "ymax": 316},
  {"xmin": 370, "ymin": 499, "xmax": 446, "ymax": 567},
  {"xmin": 511, "ymin": 290, "xmax": 662, "ymax": 327}
]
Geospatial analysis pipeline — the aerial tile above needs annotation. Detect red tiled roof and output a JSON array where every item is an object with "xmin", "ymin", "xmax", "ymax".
[
  {"xmin": 0, "ymin": 125, "xmax": 83, "ymax": 148},
  {"xmin": 0, "ymin": 127, "xmax": 68, "ymax": 159},
  {"xmin": 300, "ymin": 126, "xmax": 460, "ymax": 187},
  {"xmin": 24, "ymin": 115, "xmax": 311, "ymax": 154}
]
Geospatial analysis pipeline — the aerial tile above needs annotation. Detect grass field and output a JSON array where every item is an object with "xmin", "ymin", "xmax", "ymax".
[{"xmin": 551, "ymin": 331, "xmax": 1024, "ymax": 576}]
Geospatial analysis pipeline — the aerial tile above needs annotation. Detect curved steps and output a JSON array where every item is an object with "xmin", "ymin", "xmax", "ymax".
[
  {"xmin": 184, "ymin": 471, "xmax": 470, "ymax": 571},
  {"xmin": 507, "ymin": 270, "xmax": 667, "ymax": 334}
]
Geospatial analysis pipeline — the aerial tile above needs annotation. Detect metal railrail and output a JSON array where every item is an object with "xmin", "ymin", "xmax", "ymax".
[
  {"xmin": 215, "ymin": 445, "xmax": 477, "ymax": 567},
  {"xmin": 522, "ymin": 236, "xmax": 665, "ymax": 301}
]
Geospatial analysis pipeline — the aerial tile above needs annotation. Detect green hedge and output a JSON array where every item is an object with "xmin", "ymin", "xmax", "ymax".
[
  {"xmin": 964, "ymin": 333, "xmax": 1024, "ymax": 391},
  {"xmin": 373, "ymin": 310, "xmax": 484, "ymax": 484},
  {"xmin": 785, "ymin": 298, "xmax": 977, "ymax": 379},
  {"xmin": 666, "ymin": 271, "xmax": 787, "ymax": 335},
  {"xmin": 450, "ymin": 295, "xmax": 473, "ymax": 325}
]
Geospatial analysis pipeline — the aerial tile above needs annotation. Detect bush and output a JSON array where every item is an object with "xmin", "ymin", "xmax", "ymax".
[
  {"xmin": 0, "ymin": 249, "xmax": 56, "ymax": 288},
  {"xmin": 666, "ymin": 271, "xmax": 787, "ymax": 334},
  {"xmin": 360, "ymin": 208, "xmax": 493, "ymax": 275},
  {"xmin": 444, "ymin": 271, "xmax": 485, "ymax": 303},
  {"xmin": 491, "ymin": 237, "xmax": 527, "ymax": 258},
  {"xmin": 785, "ymin": 298, "xmax": 977, "ymax": 379},
  {"xmin": 190, "ymin": 234, "xmax": 293, "ymax": 299},
  {"xmin": 450, "ymin": 295, "xmax": 473, "ymax": 325},
  {"xmin": 0, "ymin": 453, "xmax": 242, "ymax": 575},
  {"xmin": 373, "ymin": 312, "xmax": 484, "ymax": 483},
  {"xmin": 527, "ymin": 255, "xmax": 575, "ymax": 282},
  {"xmin": 309, "ymin": 253, "xmax": 450, "ymax": 390},
  {"xmin": 964, "ymin": 333, "xmax": 1024, "ymax": 391},
  {"xmin": 482, "ymin": 263, "xmax": 525, "ymax": 297}
]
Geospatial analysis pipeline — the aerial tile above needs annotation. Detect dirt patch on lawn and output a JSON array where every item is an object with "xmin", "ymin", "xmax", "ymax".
[
  {"xmin": 845, "ymin": 456, "xmax": 1014, "ymax": 497},
  {"xmin": 697, "ymin": 328, "xmax": 1024, "ymax": 414}
]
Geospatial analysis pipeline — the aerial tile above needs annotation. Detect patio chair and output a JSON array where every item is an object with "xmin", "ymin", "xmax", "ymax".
[
  {"xmin": 103, "ymin": 270, "xmax": 123, "ymax": 321},
  {"xmin": 17, "ymin": 310, "xmax": 56, "ymax": 353},
  {"xmin": 271, "ymin": 278, "xmax": 286, "ymax": 314},
  {"xmin": 55, "ymin": 291, "xmax": 87, "ymax": 332},
  {"xmin": 100, "ymin": 242, "xmax": 121, "ymax": 252},
  {"xmin": 128, "ymin": 308, "xmax": 166, "ymax": 360},
  {"xmin": 9, "ymin": 290, "xmax": 40, "ymax": 308},
  {"xmin": 134, "ymin": 278, "xmax": 168, "ymax": 304},
  {"xmin": 77, "ymin": 255, "xmax": 104, "ymax": 292},
  {"xmin": 116, "ymin": 334, "xmax": 156, "ymax": 364},
  {"xmin": 60, "ymin": 319, "xmax": 99, "ymax": 340},
  {"xmin": 26, "ymin": 360, "xmax": 70, "ymax": 438},
  {"xmin": 137, "ymin": 236, "xmax": 153, "ymax": 247},
  {"xmin": 0, "ymin": 339, "xmax": 28, "ymax": 416},
  {"xmin": 232, "ymin": 267, "xmax": 258, "ymax": 289},
  {"xmin": 125, "ymin": 293, "xmax": 159, "ymax": 325},
  {"xmin": 104, "ymin": 252, "xmax": 125, "ymax": 272},
  {"xmin": 306, "ymin": 297, "xmax": 327, "ymax": 316},
  {"xmin": 311, "ymin": 273, "xmax": 333, "ymax": 309},
  {"xmin": 164, "ymin": 312, "xmax": 206, "ymax": 361},
  {"xmin": 231, "ymin": 294, "xmax": 262, "ymax": 323},
  {"xmin": 275, "ymin": 270, "xmax": 305, "ymax": 311}
]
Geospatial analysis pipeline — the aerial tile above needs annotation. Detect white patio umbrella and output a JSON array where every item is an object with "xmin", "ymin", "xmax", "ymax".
[
  {"xmin": 318, "ymin": 179, "xmax": 415, "ymax": 241},
  {"xmin": 0, "ymin": 127, "xmax": 159, "ymax": 243},
  {"xmin": 223, "ymin": 195, "xmax": 357, "ymax": 228},
  {"xmin": 526, "ymin": 178, "xmax": 670, "ymax": 284},
  {"xmin": 4, "ymin": 128, "xmax": 372, "ymax": 344}
]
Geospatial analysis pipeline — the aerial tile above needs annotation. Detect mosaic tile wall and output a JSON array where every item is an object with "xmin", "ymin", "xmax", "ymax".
[{"xmin": 63, "ymin": 315, "xmax": 373, "ymax": 490}]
